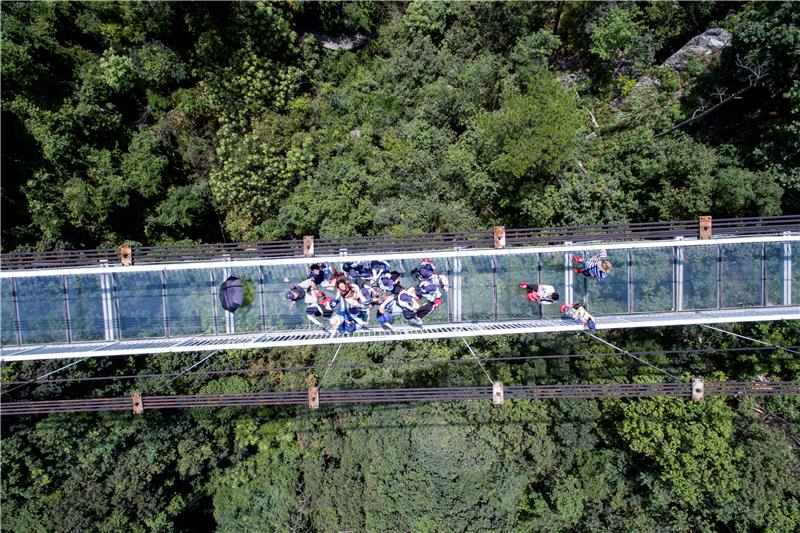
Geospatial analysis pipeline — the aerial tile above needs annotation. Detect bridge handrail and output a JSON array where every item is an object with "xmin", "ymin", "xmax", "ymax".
[{"xmin": 1, "ymin": 215, "xmax": 798, "ymax": 271}]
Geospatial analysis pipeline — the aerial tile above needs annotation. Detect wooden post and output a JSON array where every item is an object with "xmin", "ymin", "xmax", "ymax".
[
  {"xmin": 493, "ymin": 226, "xmax": 506, "ymax": 249},
  {"xmin": 691, "ymin": 378, "xmax": 704, "ymax": 402},
  {"xmin": 303, "ymin": 236, "xmax": 315, "ymax": 258},
  {"xmin": 492, "ymin": 382, "xmax": 504, "ymax": 405},
  {"xmin": 308, "ymin": 387, "xmax": 319, "ymax": 409},
  {"xmin": 119, "ymin": 243, "xmax": 133, "ymax": 265},
  {"xmin": 131, "ymin": 392, "xmax": 143, "ymax": 414},
  {"xmin": 698, "ymin": 216, "xmax": 712, "ymax": 240}
]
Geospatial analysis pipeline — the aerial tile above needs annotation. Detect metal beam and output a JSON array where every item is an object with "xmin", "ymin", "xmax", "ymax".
[
  {"xmin": 564, "ymin": 245, "xmax": 573, "ymax": 306},
  {"xmin": 452, "ymin": 252, "xmax": 462, "ymax": 323},
  {"xmin": 784, "ymin": 241, "xmax": 792, "ymax": 305},
  {"xmin": 258, "ymin": 266, "xmax": 267, "ymax": 331},
  {"xmin": 761, "ymin": 242, "xmax": 767, "ymax": 307},
  {"xmin": 62, "ymin": 276, "xmax": 73, "ymax": 343},
  {"xmin": 161, "ymin": 270, "xmax": 170, "ymax": 338},
  {"xmin": 491, "ymin": 256, "xmax": 498, "ymax": 320},
  {"xmin": 99, "ymin": 274, "xmax": 115, "ymax": 341},
  {"xmin": 627, "ymin": 250, "xmax": 634, "ymax": 314},
  {"xmin": 223, "ymin": 267, "xmax": 234, "ymax": 334},
  {"xmin": 4, "ymin": 235, "xmax": 799, "ymax": 278},
  {"xmin": 3, "ymin": 307, "xmax": 799, "ymax": 362},
  {"xmin": 10, "ymin": 278, "xmax": 22, "ymax": 346},
  {"xmin": 674, "ymin": 241, "xmax": 684, "ymax": 312}
]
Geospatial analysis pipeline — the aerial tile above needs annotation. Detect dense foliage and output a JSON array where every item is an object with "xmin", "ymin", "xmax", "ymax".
[
  {"xmin": 3, "ymin": 1, "xmax": 797, "ymax": 249},
  {"xmin": 2, "ymin": 1, "xmax": 799, "ymax": 531}
]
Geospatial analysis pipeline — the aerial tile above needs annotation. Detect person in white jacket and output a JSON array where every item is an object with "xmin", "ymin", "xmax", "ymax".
[{"xmin": 518, "ymin": 282, "xmax": 559, "ymax": 304}]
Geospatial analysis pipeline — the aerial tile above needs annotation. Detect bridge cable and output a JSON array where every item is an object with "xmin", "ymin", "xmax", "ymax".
[
  {"xmin": 319, "ymin": 345, "xmax": 343, "ymax": 388},
  {"xmin": 0, "ymin": 357, "xmax": 90, "ymax": 397},
  {"xmin": 585, "ymin": 332, "xmax": 682, "ymax": 382},
  {"xmin": 153, "ymin": 351, "xmax": 218, "ymax": 394},
  {"xmin": 700, "ymin": 324, "xmax": 800, "ymax": 355},
  {"xmin": 4, "ymin": 345, "xmax": 793, "ymax": 390},
  {"xmin": 461, "ymin": 338, "xmax": 494, "ymax": 385}
]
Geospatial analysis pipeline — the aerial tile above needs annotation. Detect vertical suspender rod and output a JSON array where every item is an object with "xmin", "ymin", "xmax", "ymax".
[{"xmin": 62, "ymin": 275, "xmax": 73, "ymax": 343}]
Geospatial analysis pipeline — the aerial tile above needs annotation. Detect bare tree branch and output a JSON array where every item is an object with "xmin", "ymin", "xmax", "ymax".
[
  {"xmin": 655, "ymin": 57, "xmax": 769, "ymax": 138},
  {"xmin": 588, "ymin": 109, "xmax": 599, "ymax": 130}
]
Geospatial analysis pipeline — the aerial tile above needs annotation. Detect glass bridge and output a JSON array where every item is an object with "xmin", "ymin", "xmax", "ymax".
[{"xmin": 1, "ymin": 235, "xmax": 798, "ymax": 361}]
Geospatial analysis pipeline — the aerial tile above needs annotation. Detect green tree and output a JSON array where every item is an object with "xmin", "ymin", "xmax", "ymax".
[
  {"xmin": 473, "ymin": 71, "xmax": 581, "ymax": 180},
  {"xmin": 617, "ymin": 392, "xmax": 741, "ymax": 510}
]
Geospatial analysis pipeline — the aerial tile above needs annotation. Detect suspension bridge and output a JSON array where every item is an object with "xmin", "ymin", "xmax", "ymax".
[{"xmin": 2, "ymin": 216, "xmax": 798, "ymax": 362}]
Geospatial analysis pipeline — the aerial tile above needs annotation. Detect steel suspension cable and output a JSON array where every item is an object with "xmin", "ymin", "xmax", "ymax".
[
  {"xmin": 153, "ymin": 350, "xmax": 218, "ymax": 394},
  {"xmin": 319, "ymin": 345, "xmax": 343, "ymax": 387},
  {"xmin": 585, "ymin": 333, "xmax": 682, "ymax": 382},
  {"xmin": 461, "ymin": 338, "xmax": 494, "ymax": 385},
  {"xmin": 700, "ymin": 324, "xmax": 800, "ymax": 355},
  {"xmin": 4, "ymin": 344, "xmax": 793, "ymax": 389},
  {"xmin": 0, "ymin": 357, "xmax": 90, "ymax": 396},
  {"xmin": 2, "ymin": 381, "xmax": 799, "ymax": 416}
]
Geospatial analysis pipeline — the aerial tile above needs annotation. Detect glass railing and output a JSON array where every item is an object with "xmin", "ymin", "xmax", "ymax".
[{"xmin": 0, "ymin": 238, "xmax": 795, "ymax": 346}]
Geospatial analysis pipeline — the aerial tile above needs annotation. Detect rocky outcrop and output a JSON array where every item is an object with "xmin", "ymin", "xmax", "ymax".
[
  {"xmin": 623, "ymin": 28, "xmax": 732, "ymax": 101},
  {"xmin": 662, "ymin": 28, "xmax": 732, "ymax": 71},
  {"xmin": 308, "ymin": 32, "xmax": 370, "ymax": 51}
]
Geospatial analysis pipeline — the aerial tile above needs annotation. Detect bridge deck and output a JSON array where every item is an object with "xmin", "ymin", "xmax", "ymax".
[
  {"xmin": 2, "ymin": 307, "xmax": 798, "ymax": 361},
  {"xmin": 1, "ymin": 234, "xmax": 798, "ymax": 361}
]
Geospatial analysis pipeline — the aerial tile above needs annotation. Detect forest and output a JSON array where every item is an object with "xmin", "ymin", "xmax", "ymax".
[{"xmin": 1, "ymin": 1, "xmax": 799, "ymax": 531}]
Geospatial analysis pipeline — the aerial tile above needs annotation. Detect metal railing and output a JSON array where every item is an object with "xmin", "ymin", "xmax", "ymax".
[
  {"xmin": 2, "ymin": 381, "xmax": 797, "ymax": 416},
  {"xmin": 2, "ymin": 215, "xmax": 798, "ymax": 271}
]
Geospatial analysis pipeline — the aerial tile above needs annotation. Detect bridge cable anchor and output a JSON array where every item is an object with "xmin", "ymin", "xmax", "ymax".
[
  {"xmin": 308, "ymin": 387, "xmax": 320, "ymax": 409},
  {"xmin": 132, "ymin": 392, "xmax": 144, "ymax": 414},
  {"xmin": 691, "ymin": 378, "xmax": 704, "ymax": 401},
  {"xmin": 492, "ymin": 381, "xmax": 505, "ymax": 405}
]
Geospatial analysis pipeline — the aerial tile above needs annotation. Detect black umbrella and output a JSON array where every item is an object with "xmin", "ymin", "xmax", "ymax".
[{"xmin": 219, "ymin": 276, "xmax": 244, "ymax": 312}]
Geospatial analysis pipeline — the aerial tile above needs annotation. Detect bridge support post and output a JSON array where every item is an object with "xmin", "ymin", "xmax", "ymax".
[
  {"xmin": 699, "ymin": 216, "xmax": 712, "ymax": 239},
  {"xmin": 304, "ymin": 235, "xmax": 315, "ymax": 258},
  {"xmin": 119, "ymin": 243, "xmax": 133, "ymax": 266},
  {"xmin": 308, "ymin": 387, "xmax": 320, "ymax": 409},
  {"xmin": 100, "ymin": 271, "xmax": 116, "ymax": 341},
  {"xmin": 492, "ymin": 382, "xmax": 504, "ymax": 405},
  {"xmin": 258, "ymin": 266, "xmax": 268, "ymax": 331},
  {"xmin": 62, "ymin": 275, "xmax": 73, "ymax": 343},
  {"xmin": 223, "ymin": 266, "xmax": 235, "ymax": 334},
  {"xmin": 627, "ymin": 250, "xmax": 633, "ymax": 313},
  {"xmin": 210, "ymin": 271, "xmax": 219, "ymax": 335},
  {"xmin": 783, "ymin": 238, "xmax": 792, "ymax": 305},
  {"xmin": 493, "ymin": 226, "xmax": 506, "ymax": 249},
  {"xmin": 674, "ymin": 238, "xmax": 684, "ymax": 312},
  {"xmin": 452, "ymin": 248, "xmax": 462, "ymax": 323},
  {"xmin": 10, "ymin": 278, "xmax": 22, "ymax": 346},
  {"xmin": 160, "ymin": 270, "xmax": 170, "ymax": 338},
  {"xmin": 691, "ymin": 378, "xmax": 704, "ymax": 401},
  {"xmin": 490, "ymin": 256, "xmax": 498, "ymax": 320},
  {"xmin": 132, "ymin": 392, "xmax": 143, "ymax": 414},
  {"xmin": 564, "ymin": 243, "xmax": 574, "ymax": 305}
]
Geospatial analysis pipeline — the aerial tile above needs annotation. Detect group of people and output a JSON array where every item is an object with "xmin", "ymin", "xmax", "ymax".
[
  {"xmin": 283, "ymin": 258, "xmax": 449, "ymax": 334},
  {"xmin": 517, "ymin": 249, "xmax": 612, "ymax": 332},
  {"xmin": 282, "ymin": 249, "xmax": 612, "ymax": 335}
]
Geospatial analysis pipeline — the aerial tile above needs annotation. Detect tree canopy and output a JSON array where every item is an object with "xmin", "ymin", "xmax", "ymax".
[{"xmin": 2, "ymin": 2, "xmax": 799, "ymax": 531}]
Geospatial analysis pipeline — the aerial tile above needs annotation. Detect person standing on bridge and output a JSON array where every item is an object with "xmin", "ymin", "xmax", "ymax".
[
  {"xmin": 573, "ymin": 249, "xmax": 612, "ymax": 281},
  {"xmin": 518, "ymin": 282, "xmax": 559, "ymax": 304}
]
